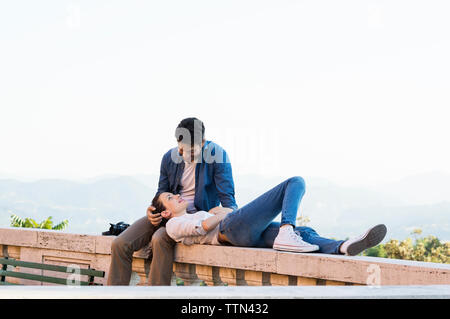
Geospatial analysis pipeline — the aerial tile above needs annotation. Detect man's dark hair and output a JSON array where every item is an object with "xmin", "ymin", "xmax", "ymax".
[
  {"xmin": 151, "ymin": 193, "xmax": 168, "ymax": 227},
  {"xmin": 175, "ymin": 117, "xmax": 205, "ymax": 146}
]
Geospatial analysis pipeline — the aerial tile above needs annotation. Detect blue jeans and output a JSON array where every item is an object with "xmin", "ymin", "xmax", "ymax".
[{"xmin": 219, "ymin": 177, "xmax": 345, "ymax": 254}]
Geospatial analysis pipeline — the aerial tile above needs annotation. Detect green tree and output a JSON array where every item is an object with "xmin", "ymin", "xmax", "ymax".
[
  {"xmin": 411, "ymin": 228, "xmax": 422, "ymax": 238},
  {"xmin": 363, "ymin": 228, "xmax": 449, "ymax": 264},
  {"xmin": 364, "ymin": 243, "xmax": 387, "ymax": 258},
  {"xmin": 10, "ymin": 214, "xmax": 68, "ymax": 231}
]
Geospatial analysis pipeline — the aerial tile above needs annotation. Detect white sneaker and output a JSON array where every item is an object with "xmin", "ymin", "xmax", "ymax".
[
  {"xmin": 273, "ymin": 227, "xmax": 319, "ymax": 253},
  {"xmin": 340, "ymin": 224, "xmax": 387, "ymax": 256}
]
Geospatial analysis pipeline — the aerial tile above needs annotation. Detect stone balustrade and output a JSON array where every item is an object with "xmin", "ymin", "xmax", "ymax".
[{"xmin": 1, "ymin": 227, "xmax": 449, "ymax": 286}]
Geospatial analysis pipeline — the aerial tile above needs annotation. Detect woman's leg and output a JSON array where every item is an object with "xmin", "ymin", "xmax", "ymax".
[
  {"xmin": 258, "ymin": 222, "xmax": 345, "ymax": 254},
  {"xmin": 295, "ymin": 226, "xmax": 345, "ymax": 254},
  {"xmin": 219, "ymin": 176, "xmax": 306, "ymax": 247}
]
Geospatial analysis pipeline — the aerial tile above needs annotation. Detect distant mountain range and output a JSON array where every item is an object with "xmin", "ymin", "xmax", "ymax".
[
  {"xmin": 233, "ymin": 173, "xmax": 450, "ymax": 242},
  {"xmin": 0, "ymin": 171, "xmax": 449, "ymax": 242}
]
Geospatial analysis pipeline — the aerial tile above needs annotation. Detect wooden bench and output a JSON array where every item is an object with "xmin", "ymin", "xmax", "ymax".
[{"xmin": 0, "ymin": 257, "xmax": 105, "ymax": 286}]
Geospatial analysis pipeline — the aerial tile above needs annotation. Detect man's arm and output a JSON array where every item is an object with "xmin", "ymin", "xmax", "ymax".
[
  {"xmin": 213, "ymin": 148, "xmax": 238, "ymax": 210},
  {"xmin": 157, "ymin": 152, "xmax": 171, "ymax": 194},
  {"xmin": 148, "ymin": 152, "xmax": 171, "ymax": 226}
]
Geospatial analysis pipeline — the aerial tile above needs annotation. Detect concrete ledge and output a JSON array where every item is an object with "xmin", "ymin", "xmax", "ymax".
[
  {"xmin": 0, "ymin": 285, "xmax": 449, "ymax": 299},
  {"xmin": 0, "ymin": 227, "xmax": 114, "ymax": 255},
  {"xmin": 174, "ymin": 243, "xmax": 450, "ymax": 285}
]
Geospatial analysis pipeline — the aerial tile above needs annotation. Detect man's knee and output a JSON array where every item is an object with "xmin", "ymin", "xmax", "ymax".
[
  {"xmin": 151, "ymin": 227, "xmax": 176, "ymax": 250},
  {"xmin": 111, "ymin": 235, "xmax": 132, "ymax": 255}
]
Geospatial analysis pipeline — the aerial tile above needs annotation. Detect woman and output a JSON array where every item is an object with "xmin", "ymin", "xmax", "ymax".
[{"xmin": 152, "ymin": 176, "xmax": 387, "ymax": 255}]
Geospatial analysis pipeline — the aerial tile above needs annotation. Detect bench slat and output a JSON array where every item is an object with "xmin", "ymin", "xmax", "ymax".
[
  {"xmin": 0, "ymin": 270, "xmax": 100, "ymax": 286},
  {"xmin": 0, "ymin": 258, "xmax": 104, "ymax": 277}
]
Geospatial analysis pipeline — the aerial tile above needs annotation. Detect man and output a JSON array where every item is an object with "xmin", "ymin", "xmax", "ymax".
[{"xmin": 107, "ymin": 117, "xmax": 238, "ymax": 285}]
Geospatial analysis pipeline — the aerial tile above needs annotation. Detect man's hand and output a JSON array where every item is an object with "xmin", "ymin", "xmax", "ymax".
[
  {"xmin": 208, "ymin": 206, "xmax": 233, "ymax": 215},
  {"xmin": 147, "ymin": 205, "xmax": 162, "ymax": 226}
]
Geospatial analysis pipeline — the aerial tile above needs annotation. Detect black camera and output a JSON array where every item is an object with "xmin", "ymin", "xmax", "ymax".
[{"xmin": 102, "ymin": 221, "xmax": 130, "ymax": 236}]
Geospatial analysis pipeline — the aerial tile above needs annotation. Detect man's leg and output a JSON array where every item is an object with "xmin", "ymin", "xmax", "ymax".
[
  {"xmin": 107, "ymin": 216, "xmax": 157, "ymax": 285},
  {"xmin": 148, "ymin": 227, "xmax": 176, "ymax": 286}
]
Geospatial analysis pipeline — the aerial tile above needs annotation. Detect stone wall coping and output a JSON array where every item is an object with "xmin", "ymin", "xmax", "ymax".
[
  {"xmin": 1, "ymin": 226, "xmax": 448, "ymax": 268},
  {"xmin": 1, "ymin": 285, "xmax": 449, "ymax": 299},
  {"xmin": 0, "ymin": 226, "xmax": 114, "ymax": 255}
]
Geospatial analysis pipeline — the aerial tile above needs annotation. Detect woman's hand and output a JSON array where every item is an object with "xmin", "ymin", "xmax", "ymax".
[
  {"xmin": 202, "ymin": 207, "xmax": 233, "ymax": 232},
  {"xmin": 203, "ymin": 206, "xmax": 233, "ymax": 231},
  {"xmin": 209, "ymin": 206, "xmax": 233, "ymax": 215},
  {"xmin": 147, "ymin": 205, "xmax": 162, "ymax": 226}
]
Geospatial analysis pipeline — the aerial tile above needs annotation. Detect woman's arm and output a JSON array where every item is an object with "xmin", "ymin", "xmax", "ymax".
[
  {"xmin": 167, "ymin": 210, "xmax": 232, "ymax": 243},
  {"xmin": 208, "ymin": 206, "xmax": 234, "ymax": 215},
  {"xmin": 201, "ymin": 210, "xmax": 231, "ymax": 232},
  {"xmin": 166, "ymin": 216, "xmax": 207, "ymax": 242}
]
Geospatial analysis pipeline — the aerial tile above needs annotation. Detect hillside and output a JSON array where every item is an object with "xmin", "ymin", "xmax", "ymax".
[{"xmin": 0, "ymin": 173, "xmax": 449, "ymax": 241}]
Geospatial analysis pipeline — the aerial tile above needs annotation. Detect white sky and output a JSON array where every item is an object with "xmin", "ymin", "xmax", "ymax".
[{"xmin": 1, "ymin": 0, "xmax": 449, "ymax": 187}]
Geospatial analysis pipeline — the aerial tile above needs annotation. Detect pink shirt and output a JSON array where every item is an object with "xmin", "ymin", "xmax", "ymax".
[{"xmin": 180, "ymin": 161, "xmax": 196, "ymax": 213}]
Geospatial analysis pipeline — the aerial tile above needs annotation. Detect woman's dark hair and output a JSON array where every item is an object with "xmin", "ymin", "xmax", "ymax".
[
  {"xmin": 151, "ymin": 193, "xmax": 168, "ymax": 227},
  {"xmin": 175, "ymin": 117, "xmax": 205, "ymax": 146}
]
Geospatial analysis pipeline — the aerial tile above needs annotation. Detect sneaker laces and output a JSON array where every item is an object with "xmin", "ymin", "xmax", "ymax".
[{"xmin": 290, "ymin": 230, "xmax": 311, "ymax": 246}]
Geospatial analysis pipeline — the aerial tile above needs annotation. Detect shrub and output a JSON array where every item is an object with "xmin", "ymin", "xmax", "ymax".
[{"xmin": 10, "ymin": 214, "xmax": 68, "ymax": 231}]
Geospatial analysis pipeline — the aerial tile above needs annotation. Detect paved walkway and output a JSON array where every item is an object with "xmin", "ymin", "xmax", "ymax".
[{"xmin": 0, "ymin": 285, "xmax": 449, "ymax": 299}]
